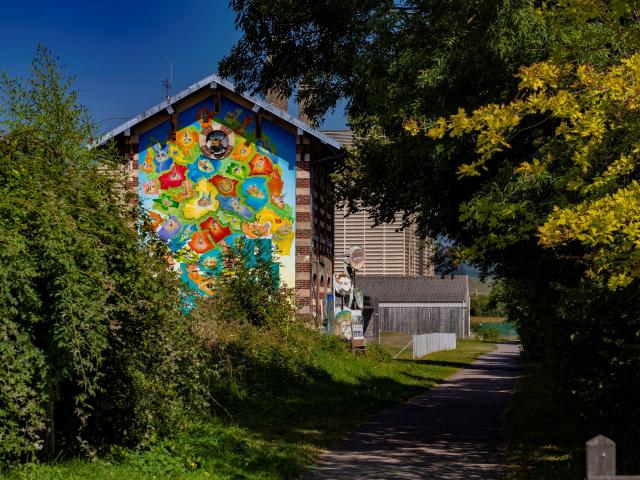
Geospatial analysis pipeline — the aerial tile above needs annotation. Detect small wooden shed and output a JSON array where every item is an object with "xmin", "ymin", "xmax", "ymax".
[{"xmin": 357, "ymin": 276, "xmax": 471, "ymax": 340}]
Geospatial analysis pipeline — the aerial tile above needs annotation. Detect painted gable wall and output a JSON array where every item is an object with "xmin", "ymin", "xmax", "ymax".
[{"xmin": 137, "ymin": 92, "xmax": 296, "ymax": 295}]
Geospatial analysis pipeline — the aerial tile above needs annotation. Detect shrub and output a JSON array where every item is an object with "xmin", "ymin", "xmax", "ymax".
[
  {"xmin": 208, "ymin": 237, "xmax": 298, "ymax": 329},
  {"xmin": 480, "ymin": 326, "xmax": 500, "ymax": 343},
  {"xmin": 0, "ymin": 47, "xmax": 209, "ymax": 465}
]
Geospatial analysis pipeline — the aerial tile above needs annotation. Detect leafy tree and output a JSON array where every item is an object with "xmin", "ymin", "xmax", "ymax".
[
  {"xmin": 202, "ymin": 238, "xmax": 298, "ymax": 328},
  {"xmin": 223, "ymin": 0, "xmax": 640, "ymax": 446},
  {"xmin": 221, "ymin": 0, "xmax": 549, "ymax": 234},
  {"xmin": 409, "ymin": 2, "xmax": 640, "ymax": 439},
  {"xmin": 0, "ymin": 47, "xmax": 208, "ymax": 465}
]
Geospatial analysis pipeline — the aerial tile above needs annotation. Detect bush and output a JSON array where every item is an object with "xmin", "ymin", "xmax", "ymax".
[
  {"xmin": 187, "ymin": 236, "xmax": 309, "ymax": 410},
  {"xmin": 470, "ymin": 288, "xmax": 507, "ymax": 317},
  {"xmin": 0, "ymin": 47, "xmax": 209, "ymax": 465},
  {"xmin": 209, "ymin": 237, "xmax": 298, "ymax": 329},
  {"xmin": 480, "ymin": 326, "xmax": 500, "ymax": 343},
  {"xmin": 470, "ymin": 322, "xmax": 483, "ymax": 336}
]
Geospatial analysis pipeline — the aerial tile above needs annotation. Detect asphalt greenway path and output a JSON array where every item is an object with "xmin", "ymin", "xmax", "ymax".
[{"xmin": 304, "ymin": 342, "xmax": 520, "ymax": 480}]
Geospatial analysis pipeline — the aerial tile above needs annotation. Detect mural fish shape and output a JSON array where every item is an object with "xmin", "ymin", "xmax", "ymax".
[
  {"xmin": 200, "ymin": 216, "xmax": 231, "ymax": 243},
  {"xmin": 242, "ymin": 177, "xmax": 268, "ymax": 211},
  {"xmin": 188, "ymin": 230, "xmax": 215, "ymax": 254},
  {"xmin": 158, "ymin": 215, "xmax": 182, "ymax": 241},
  {"xmin": 183, "ymin": 179, "xmax": 219, "ymax": 220},
  {"xmin": 152, "ymin": 144, "xmax": 174, "ymax": 172},
  {"xmin": 249, "ymin": 153, "xmax": 273, "ymax": 176},
  {"xmin": 210, "ymin": 175, "xmax": 238, "ymax": 196},
  {"xmin": 187, "ymin": 156, "xmax": 219, "ymax": 182}
]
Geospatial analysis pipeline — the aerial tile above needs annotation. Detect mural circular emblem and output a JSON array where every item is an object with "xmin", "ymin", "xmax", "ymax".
[{"xmin": 199, "ymin": 123, "xmax": 234, "ymax": 159}]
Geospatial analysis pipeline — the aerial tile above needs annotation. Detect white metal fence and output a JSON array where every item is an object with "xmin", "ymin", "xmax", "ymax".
[{"xmin": 412, "ymin": 333, "xmax": 457, "ymax": 359}]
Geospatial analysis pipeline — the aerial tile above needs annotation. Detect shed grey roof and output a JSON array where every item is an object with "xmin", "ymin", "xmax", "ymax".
[
  {"xmin": 97, "ymin": 73, "xmax": 341, "ymax": 150},
  {"xmin": 357, "ymin": 276, "xmax": 469, "ymax": 303}
]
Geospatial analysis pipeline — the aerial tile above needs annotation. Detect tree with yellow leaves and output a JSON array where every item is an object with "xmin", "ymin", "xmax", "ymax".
[
  {"xmin": 421, "ymin": 54, "xmax": 640, "ymax": 289},
  {"xmin": 396, "ymin": 4, "xmax": 640, "ymax": 456}
]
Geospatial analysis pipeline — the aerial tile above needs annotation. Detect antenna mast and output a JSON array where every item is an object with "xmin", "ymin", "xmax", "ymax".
[{"xmin": 162, "ymin": 57, "xmax": 173, "ymax": 101}]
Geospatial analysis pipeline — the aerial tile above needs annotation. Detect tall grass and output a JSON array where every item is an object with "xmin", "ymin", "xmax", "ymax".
[{"xmin": 6, "ymin": 324, "xmax": 493, "ymax": 480}]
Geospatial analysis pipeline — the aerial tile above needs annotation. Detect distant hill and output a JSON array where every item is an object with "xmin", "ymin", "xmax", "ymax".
[
  {"xmin": 451, "ymin": 264, "xmax": 493, "ymax": 296},
  {"xmin": 453, "ymin": 264, "xmax": 481, "ymax": 278}
]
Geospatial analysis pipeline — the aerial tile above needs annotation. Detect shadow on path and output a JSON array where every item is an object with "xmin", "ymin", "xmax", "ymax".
[{"xmin": 304, "ymin": 342, "xmax": 520, "ymax": 480}]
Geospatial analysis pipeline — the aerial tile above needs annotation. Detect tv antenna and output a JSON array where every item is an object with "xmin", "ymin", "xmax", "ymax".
[{"xmin": 162, "ymin": 57, "xmax": 173, "ymax": 100}]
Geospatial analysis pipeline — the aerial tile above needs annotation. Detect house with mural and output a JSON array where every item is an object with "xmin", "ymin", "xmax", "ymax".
[{"xmin": 98, "ymin": 75, "xmax": 340, "ymax": 316}]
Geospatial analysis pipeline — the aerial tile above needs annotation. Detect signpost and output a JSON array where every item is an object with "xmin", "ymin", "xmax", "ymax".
[
  {"xmin": 332, "ymin": 245, "xmax": 366, "ymax": 352},
  {"xmin": 350, "ymin": 310, "xmax": 365, "ymax": 349}
]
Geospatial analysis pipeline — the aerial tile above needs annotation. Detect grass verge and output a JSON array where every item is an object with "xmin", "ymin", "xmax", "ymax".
[
  {"xmin": 506, "ymin": 361, "xmax": 640, "ymax": 479},
  {"xmin": 505, "ymin": 362, "xmax": 584, "ymax": 479},
  {"xmin": 7, "ymin": 335, "xmax": 493, "ymax": 480}
]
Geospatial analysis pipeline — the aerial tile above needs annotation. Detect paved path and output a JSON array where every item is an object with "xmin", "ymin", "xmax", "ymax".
[{"xmin": 304, "ymin": 342, "xmax": 520, "ymax": 480}]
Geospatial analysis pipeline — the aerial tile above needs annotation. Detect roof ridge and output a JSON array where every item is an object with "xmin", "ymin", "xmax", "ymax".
[{"xmin": 96, "ymin": 73, "xmax": 341, "ymax": 150}]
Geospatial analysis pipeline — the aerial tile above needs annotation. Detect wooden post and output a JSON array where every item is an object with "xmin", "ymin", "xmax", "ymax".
[{"xmin": 587, "ymin": 435, "xmax": 616, "ymax": 479}]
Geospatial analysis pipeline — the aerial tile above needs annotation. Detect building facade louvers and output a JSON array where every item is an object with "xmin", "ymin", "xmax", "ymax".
[{"xmin": 323, "ymin": 130, "xmax": 433, "ymax": 277}]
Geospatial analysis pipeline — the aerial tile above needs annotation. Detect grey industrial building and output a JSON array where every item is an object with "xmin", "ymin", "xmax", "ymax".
[{"xmin": 324, "ymin": 130, "xmax": 433, "ymax": 277}]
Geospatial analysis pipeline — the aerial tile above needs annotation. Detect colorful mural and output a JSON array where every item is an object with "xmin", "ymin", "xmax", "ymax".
[{"xmin": 138, "ymin": 96, "xmax": 296, "ymax": 294}]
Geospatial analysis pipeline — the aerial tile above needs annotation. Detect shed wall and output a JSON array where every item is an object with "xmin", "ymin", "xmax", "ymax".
[{"xmin": 378, "ymin": 303, "xmax": 470, "ymax": 339}]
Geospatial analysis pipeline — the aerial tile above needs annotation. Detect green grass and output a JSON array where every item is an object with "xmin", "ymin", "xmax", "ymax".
[
  {"xmin": 6, "ymin": 338, "xmax": 493, "ymax": 480},
  {"xmin": 378, "ymin": 331, "xmax": 413, "ymax": 359},
  {"xmin": 506, "ymin": 361, "xmax": 640, "ymax": 479},
  {"xmin": 505, "ymin": 362, "xmax": 585, "ymax": 480}
]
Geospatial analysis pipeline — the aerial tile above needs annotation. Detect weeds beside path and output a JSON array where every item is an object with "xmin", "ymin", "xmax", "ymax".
[
  {"xmin": 7, "ymin": 337, "xmax": 493, "ymax": 480},
  {"xmin": 505, "ymin": 362, "xmax": 588, "ymax": 479},
  {"xmin": 505, "ymin": 362, "xmax": 640, "ymax": 479}
]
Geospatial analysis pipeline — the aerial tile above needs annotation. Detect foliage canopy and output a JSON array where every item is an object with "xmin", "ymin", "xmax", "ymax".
[
  {"xmin": 221, "ymin": 0, "xmax": 549, "ymax": 232},
  {"xmin": 424, "ymin": 53, "xmax": 640, "ymax": 289}
]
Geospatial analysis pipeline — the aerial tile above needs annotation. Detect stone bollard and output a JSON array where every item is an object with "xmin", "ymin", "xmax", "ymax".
[{"xmin": 586, "ymin": 435, "xmax": 616, "ymax": 479}]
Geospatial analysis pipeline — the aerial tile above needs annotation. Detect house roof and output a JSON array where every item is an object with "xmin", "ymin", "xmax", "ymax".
[
  {"xmin": 97, "ymin": 73, "xmax": 342, "ymax": 150},
  {"xmin": 357, "ymin": 276, "xmax": 469, "ymax": 303}
]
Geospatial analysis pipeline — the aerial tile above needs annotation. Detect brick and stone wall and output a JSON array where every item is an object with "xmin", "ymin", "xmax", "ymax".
[
  {"xmin": 295, "ymin": 135, "xmax": 313, "ymax": 313},
  {"xmin": 124, "ymin": 134, "xmax": 139, "ymax": 197},
  {"xmin": 295, "ymin": 133, "xmax": 335, "ymax": 317},
  {"xmin": 310, "ymin": 154, "xmax": 334, "ymax": 320}
]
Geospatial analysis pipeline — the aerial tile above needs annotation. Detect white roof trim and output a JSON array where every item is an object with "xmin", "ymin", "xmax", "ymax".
[{"xmin": 96, "ymin": 73, "xmax": 341, "ymax": 150}]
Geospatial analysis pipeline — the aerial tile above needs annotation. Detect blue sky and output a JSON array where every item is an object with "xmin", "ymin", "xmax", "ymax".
[{"xmin": 0, "ymin": 0, "xmax": 346, "ymax": 133}]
